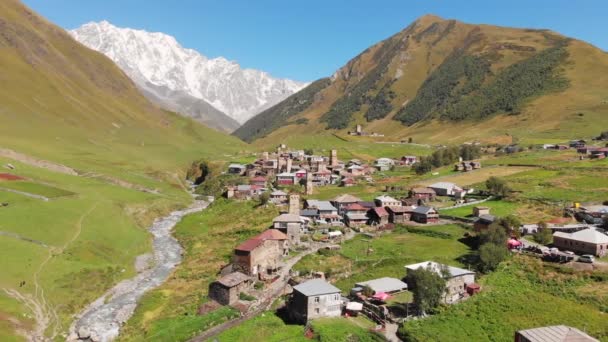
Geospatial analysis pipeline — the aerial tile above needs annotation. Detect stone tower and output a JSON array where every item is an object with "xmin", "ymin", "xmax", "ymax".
[
  {"xmin": 305, "ymin": 172, "xmax": 313, "ymax": 195},
  {"xmin": 289, "ymin": 194, "xmax": 300, "ymax": 215},
  {"xmin": 330, "ymin": 149, "xmax": 338, "ymax": 167},
  {"xmin": 262, "ymin": 151, "xmax": 269, "ymax": 161},
  {"xmin": 286, "ymin": 158, "xmax": 293, "ymax": 174}
]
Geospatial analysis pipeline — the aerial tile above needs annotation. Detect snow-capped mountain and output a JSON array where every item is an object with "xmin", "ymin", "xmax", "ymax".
[{"xmin": 70, "ymin": 21, "xmax": 308, "ymax": 125}]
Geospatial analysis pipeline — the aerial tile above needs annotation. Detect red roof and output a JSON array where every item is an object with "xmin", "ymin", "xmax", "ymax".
[
  {"xmin": 346, "ymin": 203, "xmax": 367, "ymax": 211},
  {"xmin": 250, "ymin": 176, "xmax": 266, "ymax": 182},
  {"xmin": 0, "ymin": 173, "xmax": 25, "ymax": 181},
  {"xmin": 373, "ymin": 207, "xmax": 389, "ymax": 217},
  {"xmin": 235, "ymin": 229, "xmax": 287, "ymax": 252},
  {"xmin": 342, "ymin": 178, "xmax": 355, "ymax": 184}
]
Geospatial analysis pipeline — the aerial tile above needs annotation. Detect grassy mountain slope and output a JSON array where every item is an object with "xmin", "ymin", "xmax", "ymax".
[
  {"xmin": 0, "ymin": 1, "xmax": 247, "ymax": 339},
  {"xmin": 240, "ymin": 15, "xmax": 608, "ymax": 146}
]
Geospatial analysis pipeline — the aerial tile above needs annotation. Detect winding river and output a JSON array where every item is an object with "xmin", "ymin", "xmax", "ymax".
[{"xmin": 68, "ymin": 199, "xmax": 210, "ymax": 341}]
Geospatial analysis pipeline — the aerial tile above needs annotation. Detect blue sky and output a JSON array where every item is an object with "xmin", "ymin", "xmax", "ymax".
[{"xmin": 23, "ymin": 0, "xmax": 607, "ymax": 82}]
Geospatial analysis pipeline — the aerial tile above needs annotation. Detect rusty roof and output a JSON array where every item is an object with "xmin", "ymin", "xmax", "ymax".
[{"xmin": 235, "ymin": 229, "xmax": 288, "ymax": 252}]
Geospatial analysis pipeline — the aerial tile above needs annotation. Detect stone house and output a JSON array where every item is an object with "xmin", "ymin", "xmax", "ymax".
[
  {"xmin": 270, "ymin": 190, "xmax": 288, "ymax": 205},
  {"xmin": 474, "ymin": 214, "xmax": 496, "ymax": 231},
  {"xmin": 272, "ymin": 213, "xmax": 304, "ymax": 243},
  {"xmin": 405, "ymin": 261, "xmax": 476, "ymax": 304},
  {"xmin": 233, "ymin": 229, "xmax": 289, "ymax": 278},
  {"xmin": 411, "ymin": 206, "xmax": 439, "ymax": 224},
  {"xmin": 374, "ymin": 195, "xmax": 401, "ymax": 208},
  {"xmin": 553, "ymin": 228, "xmax": 608, "ymax": 257},
  {"xmin": 386, "ymin": 206, "xmax": 414, "ymax": 224},
  {"xmin": 368, "ymin": 207, "xmax": 389, "ymax": 226},
  {"xmin": 331, "ymin": 194, "xmax": 363, "ymax": 215},
  {"xmin": 473, "ymin": 206, "xmax": 490, "ymax": 217},
  {"xmin": 208, "ymin": 272, "xmax": 252, "ymax": 305},
  {"xmin": 400, "ymin": 156, "xmax": 417, "ymax": 166},
  {"xmin": 289, "ymin": 279, "xmax": 342, "ymax": 323},
  {"xmin": 409, "ymin": 187, "xmax": 436, "ymax": 201},
  {"xmin": 344, "ymin": 203, "xmax": 369, "ymax": 227},
  {"xmin": 374, "ymin": 157, "xmax": 395, "ymax": 171}
]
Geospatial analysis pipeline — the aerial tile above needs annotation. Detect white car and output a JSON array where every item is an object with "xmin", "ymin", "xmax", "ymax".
[{"xmin": 578, "ymin": 255, "xmax": 595, "ymax": 263}]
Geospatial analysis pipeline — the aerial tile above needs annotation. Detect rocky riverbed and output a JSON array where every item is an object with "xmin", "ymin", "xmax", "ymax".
[{"xmin": 68, "ymin": 200, "xmax": 210, "ymax": 342}]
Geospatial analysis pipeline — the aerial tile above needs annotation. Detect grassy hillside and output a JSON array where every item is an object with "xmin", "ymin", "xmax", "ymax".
[
  {"xmin": 240, "ymin": 15, "xmax": 608, "ymax": 146},
  {"xmin": 0, "ymin": 1, "xmax": 247, "ymax": 340}
]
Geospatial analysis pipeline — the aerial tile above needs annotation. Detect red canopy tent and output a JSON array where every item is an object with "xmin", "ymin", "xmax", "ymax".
[
  {"xmin": 372, "ymin": 292, "xmax": 390, "ymax": 301},
  {"xmin": 507, "ymin": 239, "xmax": 522, "ymax": 249}
]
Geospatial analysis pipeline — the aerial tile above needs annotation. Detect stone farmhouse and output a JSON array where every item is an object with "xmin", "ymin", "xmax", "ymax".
[{"xmin": 233, "ymin": 229, "xmax": 289, "ymax": 279}]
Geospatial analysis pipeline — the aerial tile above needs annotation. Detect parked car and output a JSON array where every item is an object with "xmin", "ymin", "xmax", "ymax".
[{"xmin": 578, "ymin": 255, "xmax": 595, "ymax": 263}]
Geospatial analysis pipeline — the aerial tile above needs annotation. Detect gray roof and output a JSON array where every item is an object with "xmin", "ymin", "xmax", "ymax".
[
  {"xmin": 300, "ymin": 209, "xmax": 319, "ymax": 217},
  {"xmin": 477, "ymin": 214, "xmax": 496, "ymax": 223},
  {"xmin": 228, "ymin": 163, "xmax": 246, "ymax": 169},
  {"xmin": 517, "ymin": 325, "xmax": 599, "ymax": 342},
  {"xmin": 216, "ymin": 272, "xmax": 250, "ymax": 287},
  {"xmin": 270, "ymin": 190, "xmax": 287, "ymax": 196},
  {"xmin": 429, "ymin": 182, "xmax": 460, "ymax": 190},
  {"xmin": 306, "ymin": 200, "xmax": 337, "ymax": 212},
  {"xmin": 293, "ymin": 279, "xmax": 341, "ymax": 296},
  {"xmin": 355, "ymin": 277, "xmax": 408, "ymax": 293},
  {"xmin": 273, "ymin": 213, "xmax": 302, "ymax": 223},
  {"xmin": 554, "ymin": 228, "xmax": 608, "ymax": 244},
  {"xmin": 404, "ymin": 261, "xmax": 475, "ymax": 279},
  {"xmin": 412, "ymin": 206, "xmax": 436, "ymax": 214}
]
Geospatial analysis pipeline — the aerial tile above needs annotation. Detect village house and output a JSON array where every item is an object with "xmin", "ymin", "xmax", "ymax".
[
  {"xmin": 346, "ymin": 164, "xmax": 365, "ymax": 176},
  {"xmin": 429, "ymin": 182, "xmax": 463, "ymax": 197},
  {"xmin": 473, "ymin": 206, "xmax": 491, "ymax": 217},
  {"xmin": 368, "ymin": 207, "xmax": 389, "ymax": 226},
  {"xmin": 340, "ymin": 177, "xmax": 356, "ymax": 187},
  {"xmin": 374, "ymin": 195, "xmax": 401, "ymax": 208},
  {"xmin": 276, "ymin": 172, "xmax": 297, "ymax": 186},
  {"xmin": 226, "ymin": 184, "xmax": 266, "ymax": 200},
  {"xmin": 474, "ymin": 214, "xmax": 496, "ymax": 231},
  {"xmin": 250, "ymin": 176, "xmax": 267, "ymax": 187},
  {"xmin": 409, "ymin": 187, "xmax": 436, "ymax": 201},
  {"xmin": 208, "ymin": 272, "xmax": 252, "ymax": 305},
  {"xmin": 515, "ymin": 325, "xmax": 599, "ymax": 342},
  {"xmin": 233, "ymin": 229, "xmax": 289, "ymax": 278},
  {"xmin": 227, "ymin": 163, "xmax": 247, "ymax": 175},
  {"xmin": 553, "ymin": 228, "xmax": 608, "ymax": 257},
  {"xmin": 272, "ymin": 213, "xmax": 305, "ymax": 244},
  {"xmin": 344, "ymin": 203, "xmax": 369, "ymax": 227},
  {"xmin": 305, "ymin": 200, "xmax": 341, "ymax": 225},
  {"xmin": 569, "ymin": 140, "xmax": 587, "ymax": 148},
  {"xmin": 405, "ymin": 261, "xmax": 477, "ymax": 304},
  {"xmin": 400, "ymin": 156, "xmax": 417, "ymax": 166},
  {"xmin": 300, "ymin": 208, "xmax": 320, "ymax": 222},
  {"xmin": 331, "ymin": 194, "xmax": 363, "ymax": 215},
  {"xmin": 374, "ymin": 157, "xmax": 395, "ymax": 171},
  {"xmin": 289, "ymin": 279, "xmax": 342, "ymax": 323},
  {"xmin": 269, "ymin": 190, "xmax": 288, "ymax": 205},
  {"xmin": 386, "ymin": 206, "xmax": 414, "ymax": 224},
  {"xmin": 411, "ymin": 206, "xmax": 440, "ymax": 224},
  {"xmin": 354, "ymin": 277, "xmax": 408, "ymax": 295},
  {"xmin": 312, "ymin": 170, "xmax": 332, "ymax": 186}
]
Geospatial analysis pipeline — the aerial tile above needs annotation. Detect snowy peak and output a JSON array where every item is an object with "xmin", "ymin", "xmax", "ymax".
[{"xmin": 70, "ymin": 21, "xmax": 308, "ymax": 124}]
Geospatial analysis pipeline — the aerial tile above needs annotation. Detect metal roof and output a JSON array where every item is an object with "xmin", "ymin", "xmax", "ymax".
[
  {"xmin": 355, "ymin": 277, "xmax": 408, "ymax": 293},
  {"xmin": 306, "ymin": 200, "xmax": 337, "ymax": 212},
  {"xmin": 412, "ymin": 206, "xmax": 436, "ymax": 214},
  {"xmin": 293, "ymin": 279, "xmax": 341, "ymax": 297},
  {"xmin": 332, "ymin": 194, "xmax": 363, "ymax": 203},
  {"xmin": 517, "ymin": 325, "xmax": 599, "ymax": 342},
  {"xmin": 429, "ymin": 182, "xmax": 459, "ymax": 190},
  {"xmin": 554, "ymin": 228, "xmax": 608, "ymax": 244},
  {"xmin": 404, "ymin": 261, "xmax": 475, "ymax": 278},
  {"xmin": 273, "ymin": 213, "xmax": 302, "ymax": 223}
]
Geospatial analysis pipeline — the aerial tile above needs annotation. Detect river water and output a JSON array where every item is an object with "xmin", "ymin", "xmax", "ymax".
[{"xmin": 68, "ymin": 200, "xmax": 209, "ymax": 341}]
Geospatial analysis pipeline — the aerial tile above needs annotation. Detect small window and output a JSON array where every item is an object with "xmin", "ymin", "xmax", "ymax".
[
  {"xmin": 315, "ymin": 308, "xmax": 320, "ymax": 314},
  {"xmin": 314, "ymin": 296, "xmax": 320, "ymax": 303}
]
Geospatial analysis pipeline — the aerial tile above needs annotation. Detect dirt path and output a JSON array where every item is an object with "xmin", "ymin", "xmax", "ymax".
[
  {"xmin": 0, "ymin": 187, "xmax": 50, "ymax": 201},
  {"xmin": 0, "ymin": 148, "xmax": 78, "ymax": 176},
  {"xmin": 190, "ymin": 233, "xmax": 358, "ymax": 342},
  {"xmin": 2, "ymin": 202, "xmax": 99, "ymax": 341}
]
